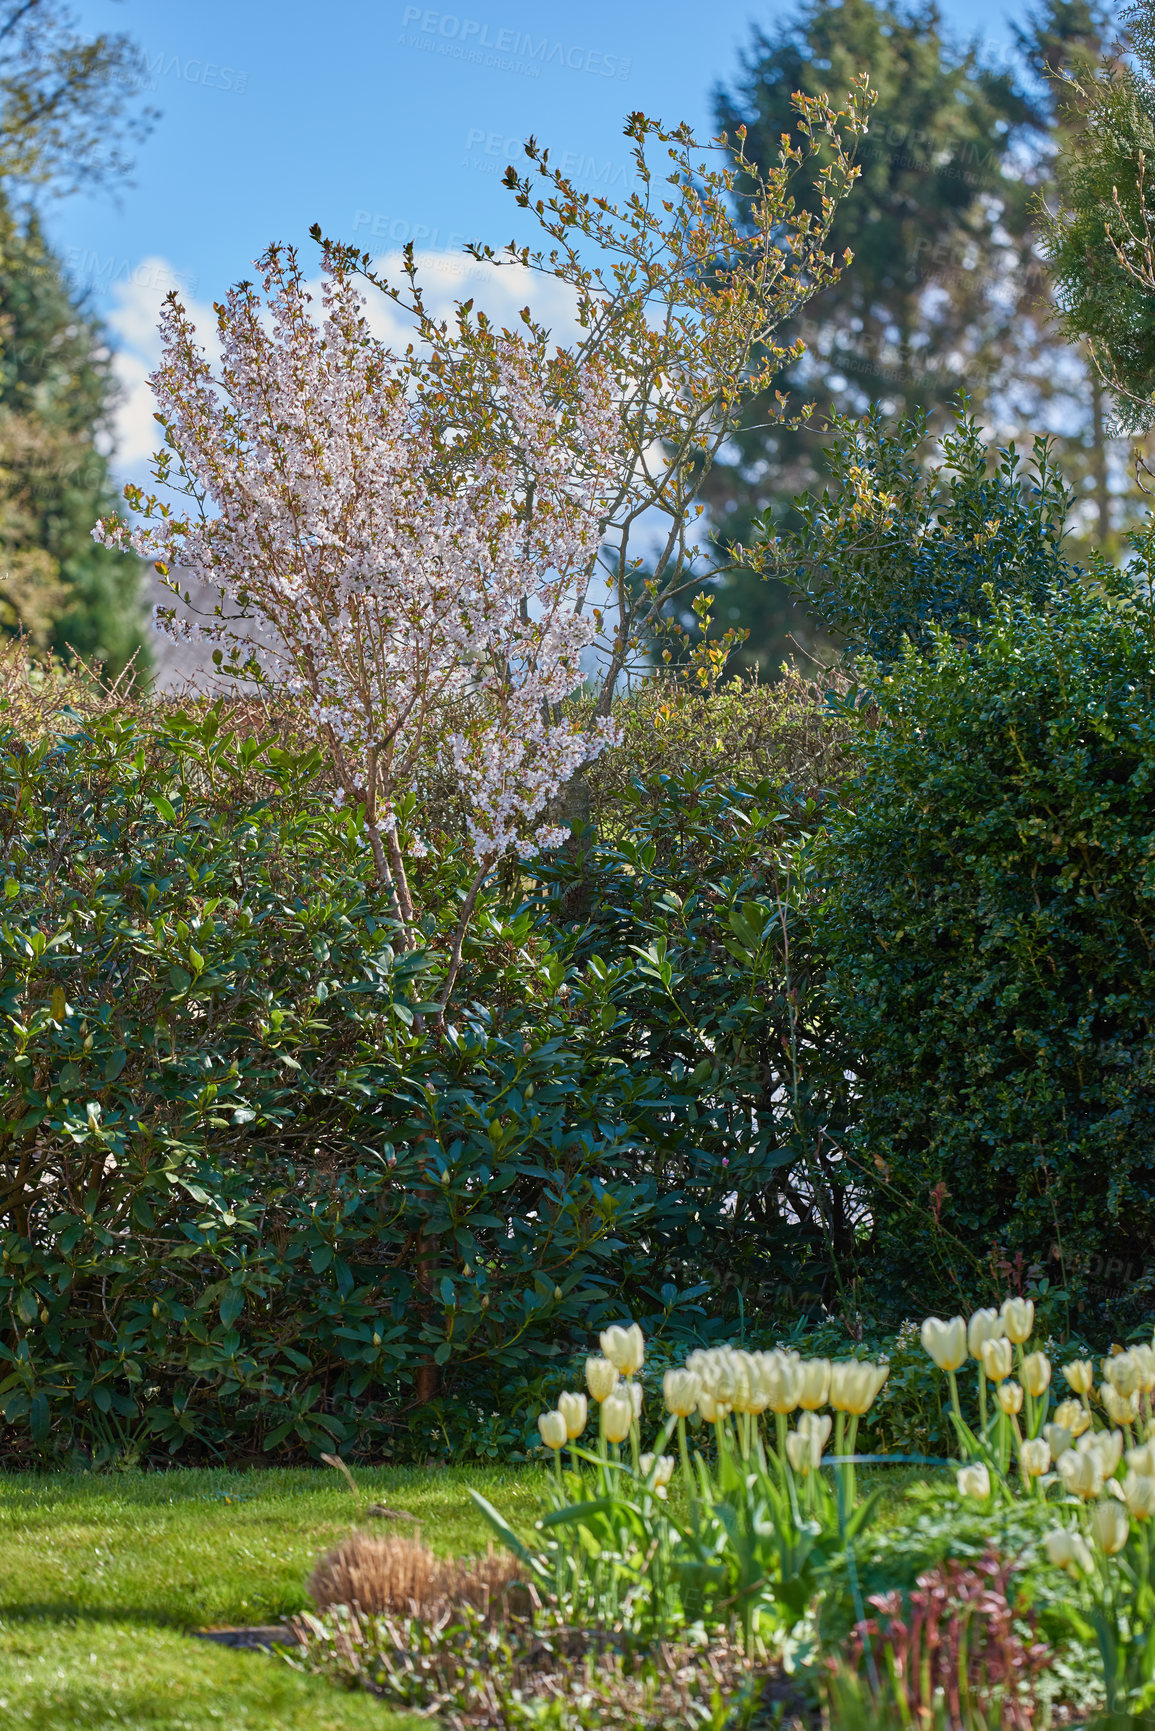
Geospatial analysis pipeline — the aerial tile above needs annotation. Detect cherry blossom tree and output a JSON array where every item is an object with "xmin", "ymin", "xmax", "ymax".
[
  {"xmin": 96, "ymin": 244, "xmax": 622, "ymax": 1005},
  {"xmin": 97, "ymin": 93, "xmax": 874, "ymax": 1013}
]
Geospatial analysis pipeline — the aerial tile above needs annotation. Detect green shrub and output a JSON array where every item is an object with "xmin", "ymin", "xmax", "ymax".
[
  {"xmin": 815, "ymin": 582, "xmax": 1155, "ymax": 1323},
  {"xmin": 0, "ymin": 699, "xmax": 854, "ymax": 1464},
  {"xmin": 776, "ymin": 403, "xmax": 1082, "ymax": 668}
]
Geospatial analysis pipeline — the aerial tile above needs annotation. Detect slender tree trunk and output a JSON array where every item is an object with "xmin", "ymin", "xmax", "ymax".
[{"xmin": 1090, "ymin": 363, "xmax": 1111, "ymax": 553}]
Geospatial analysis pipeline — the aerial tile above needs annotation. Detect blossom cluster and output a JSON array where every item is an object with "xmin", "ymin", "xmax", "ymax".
[{"xmin": 94, "ymin": 245, "xmax": 624, "ymax": 873}]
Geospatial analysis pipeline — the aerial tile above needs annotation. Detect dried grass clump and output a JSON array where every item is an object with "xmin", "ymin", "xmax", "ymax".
[{"xmin": 307, "ymin": 1533, "xmax": 529, "ymax": 1624}]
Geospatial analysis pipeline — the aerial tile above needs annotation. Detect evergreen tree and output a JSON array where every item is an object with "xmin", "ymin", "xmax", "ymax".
[
  {"xmin": 0, "ymin": 1, "xmax": 154, "ymax": 674},
  {"xmin": 0, "ymin": 204, "xmax": 144, "ymax": 671},
  {"xmin": 703, "ymin": 0, "xmax": 1041, "ymax": 672},
  {"xmin": 1042, "ymin": 1, "xmax": 1155, "ymax": 431}
]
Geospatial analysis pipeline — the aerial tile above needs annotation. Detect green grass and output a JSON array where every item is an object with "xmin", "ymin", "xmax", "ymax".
[{"xmin": 0, "ymin": 1464, "xmax": 546, "ymax": 1730}]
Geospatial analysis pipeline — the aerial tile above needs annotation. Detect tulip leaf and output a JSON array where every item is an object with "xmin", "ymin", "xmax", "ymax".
[{"xmin": 467, "ymin": 1491, "xmax": 549, "ymax": 1581}]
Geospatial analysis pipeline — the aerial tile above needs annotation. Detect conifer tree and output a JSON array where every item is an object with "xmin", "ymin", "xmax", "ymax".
[
  {"xmin": 0, "ymin": 205, "xmax": 144, "ymax": 671},
  {"xmin": 0, "ymin": 1, "xmax": 154, "ymax": 674},
  {"xmin": 703, "ymin": 0, "xmax": 1040, "ymax": 671}
]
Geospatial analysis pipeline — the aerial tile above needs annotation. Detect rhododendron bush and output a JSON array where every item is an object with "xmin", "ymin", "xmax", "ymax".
[{"xmin": 94, "ymin": 100, "xmax": 870, "ymax": 1002}]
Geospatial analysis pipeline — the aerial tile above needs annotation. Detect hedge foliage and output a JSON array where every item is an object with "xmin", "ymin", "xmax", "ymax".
[
  {"xmin": 816, "ymin": 583, "xmax": 1155, "ymax": 1324},
  {"xmin": 0, "ymin": 693, "xmax": 852, "ymax": 1465}
]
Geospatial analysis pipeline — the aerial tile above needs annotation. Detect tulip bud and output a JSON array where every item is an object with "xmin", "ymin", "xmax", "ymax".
[
  {"xmin": 557, "ymin": 1390, "xmax": 587, "ymax": 1440},
  {"xmin": 800, "ymin": 1410, "xmax": 832, "ymax": 1449},
  {"xmin": 640, "ymin": 1452, "xmax": 675, "ymax": 1488},
  {"xmin": 726, "ymin": 1351, "xmax": 756, "ymax": 1415},
  {"xmin": 830, "ymin": 1359, "xmax": 888, "ymax": 1416},
  {"xmin": 1105, "ymin": 1352, "xmax": 1141, "ymax": 1398},
  {"xmin": 785, "ymin": 1431, "xmax": 812, "ymax": 1474},
  {"xmin": 956, "ymin": 1462, "xmax": 991, "ymax": 1501},
  {"xmin": 1123, "ymin": 1472, "xmax": 1155, "ymax": 1519},
  {"xmin": 1059, "ymin": 1448, "xmax": 1103, "ymax": 1500},
  {"xmin": 600, "ymin": 1323, "xmax": 645, "ymax": 1376},
  {"xmin": 663, "ymin": 1368, "xmax": 701, "ymax": 1418},
  {"xmin": 1090, "ymin": 1498, "xmax": 1130, "ymax": 1555},
  {"xmin": 787, "ymin": 1411, "xmax": 831, "ymax": 1473},
  {"xmin": 981, "ymin": 1337, "xmax": 1013, "ymax": 1383},
  {"xmin": 1001, "ymin": 1297, "xmax": 1034, "ymax": 1345},
  {"xmin": 601, "ymin": 1390, "xmax": 632, "ymax": 1444},
  {"xmin": 1043, "ymin": 1423, "xmax": 1074, "ymax": 1461},
  {"xmin": 1132, "ymin": 1343, "xmax": 1155, "ymax": 1393},
  {"xmin": 1062, "ymin": 1360, "xmax": 1094, "ymax": 1396},
  {"xmin": 761, "ymin": 1350, "xmax": 801, "ymax": 1414},
  {"xmin": 1102, "ymin": 1385, "xmax": 1140, "ymax": 1427},
  {"xmin": 1088, "ymin": 1428, "xmax": 1123, "ymax": 1478},
  {"xmin": 967, "ymin": 1307, "xmax": 1005, "ymax": 1359},
  {"xmin": 1045, "ymin": 1527, "xmax": 1093, "ymax": 1575},
  {"xmin": 537, "ymin": 1409, "xmax": 568, "ymax": 1451},
  {"xmin": 997, "ymin": 1379, "xmax": 1023, "ymax": 1416},
  {"xmin": 1126, "ymin": 1440, "xmax": 1155, "ymax": 1476},
  {"xmin": 1020, "ymin": 1437, "xmax": 1051, "ymax": 1477},
  {"xmin": 626, "ymin": 1380, "xmax": 643, "ymax": 1421},
  {"xmin": 921, "ymin": 1316, "xmax": 968, "ymax": 1372},
  {"xmin": 796, "ymin": 1358, "xmax": 831, "ymax": 1410},
  {"xmin": 585, "ymin": 1356, "xmax": 618, "ymax": 1404},
  {"xmin": 1054, "ymin": 1398, "xmax": 1091, "ymax": 1438},
  {"xmin": 1021, "ymin": 1352, "xmax": 1051, "ymax": 1397},
  {"xmin": 698, "ymin": 1390, "xmax": 722, "ymax": 1424}
]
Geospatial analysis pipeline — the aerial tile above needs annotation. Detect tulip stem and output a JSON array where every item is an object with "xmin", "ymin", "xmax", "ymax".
[
  {"xmin": 845, "ymin": 1414, "xmax": 860, "ymax": 1511},
  {"xmin": 677, "ymin": 1414, "xmax": 692, "ymax": 1487},
  {"xmin": 978, "ymin": 1366, "xmax": 987, "ymax": 1436},
  {"xmin": 947, "ymin": 1368, "xmax": 963, "ymax": 1430}
]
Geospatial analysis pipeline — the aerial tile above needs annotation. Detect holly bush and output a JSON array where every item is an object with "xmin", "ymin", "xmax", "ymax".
[{"xmin": 816, "ymin": 580, "xmax": 1155, "ymax": 1325}]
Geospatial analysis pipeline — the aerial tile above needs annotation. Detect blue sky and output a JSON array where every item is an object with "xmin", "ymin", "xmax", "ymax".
[{"xmin": 45, "ymin": 0, "xmax": 1020, "ymax": 470}]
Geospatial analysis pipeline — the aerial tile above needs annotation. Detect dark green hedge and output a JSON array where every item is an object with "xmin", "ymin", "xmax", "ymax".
[
  {"xmin": 0, "ymin": 707, "xmax": 849, "ymax": 1465},
  {"xmin": 816, "ymin": 584, "xmax": 1155, "ymax": 1324}
]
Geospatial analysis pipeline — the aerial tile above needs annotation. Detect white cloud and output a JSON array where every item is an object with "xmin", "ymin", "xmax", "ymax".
[
  {"xmin": 103, "ymin": 247, "xmax": 582, "ymax": 481},
  {"xmin": 104, "ymin": 258, "xmax": 219, "ymax": 475}
]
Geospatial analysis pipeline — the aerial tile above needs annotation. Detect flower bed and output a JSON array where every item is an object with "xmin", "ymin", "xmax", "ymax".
[{"xmin": 289, "ymin": 1305, "xmax": 1155, "ymax": 1727}]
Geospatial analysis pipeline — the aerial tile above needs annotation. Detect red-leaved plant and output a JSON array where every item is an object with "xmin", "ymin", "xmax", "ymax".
[{"xmin": 838, "ymin": 1551, "xmax": 1051, "ymax": 1729}]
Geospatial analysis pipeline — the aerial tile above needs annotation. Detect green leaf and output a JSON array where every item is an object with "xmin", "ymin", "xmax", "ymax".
[{"xmin": 467, "ymin": 1490, "xmax": 549, "ymax": 1581}]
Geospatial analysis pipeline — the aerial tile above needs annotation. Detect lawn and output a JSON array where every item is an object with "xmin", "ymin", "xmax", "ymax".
[{"xmin": 0, "ymin": 1464, "xmax": 546, "ymax": 1730}]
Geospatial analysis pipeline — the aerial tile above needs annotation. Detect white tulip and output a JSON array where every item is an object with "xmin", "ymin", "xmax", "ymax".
[
  {"xmin": 921, "ymin": 1316, "xmax": 968, "ymax": 1372},
  {"xmin": 600, "ymin": 1323, "xmax": 644, "ymax": 1376},
  {"xmin": 663, "ymin": 1368, "xmax": 701, "ymax": 1418},
  {"xmin": 537, "ymin": 1410, "xmax": 567, "ymax": 1451},
  {"xmin": 585, "ymin": 1356, "xmax": 618, "ymax": 1403},
  {"xmin": 601, "ymin": 1390, "xmax": 633, "ymax": 1444},
  {"xmin": 956, "ymin": 1462, "xmax": 991, "ymax": 1501},
  {"xmin": 980, "ymin": 1337, "xmax": 1013, "ymax": 1383},
  {"xmin": 1062, "ymin": 1359, "xmax": 1094, "ymax": 1395},
  {"xmin": 1021, "ymin": 1352, "xmax": 1051, "ymax": 1397},
  {"xmin": 1000, "ymin": 1297, "xmax": 1034, "ymax": 1344},
  {"xmin": 1020, "ymin": 1437, "xmax": 1051, "ymax": 1477},
  {"xmin": 796, "ymin": 1358, "xmax": 831, "ymax": 1410},
  {"xmin": 557, "ymin": 1391, "xmax": 587, "ymax": 1440},
  {"xmin": 967, "ymin": 1308, "xmax": 1005, "ymax": 1359},
  {"xmin": 1090, "ymin": 1498, "xmax": 1130, "ymax": 1555}
]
